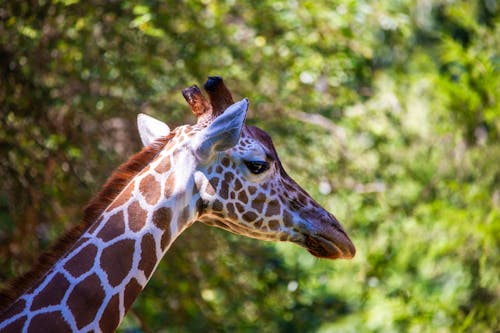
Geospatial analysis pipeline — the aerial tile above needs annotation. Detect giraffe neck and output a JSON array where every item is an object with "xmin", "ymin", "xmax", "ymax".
[{"xmin": 0, "ymin": 149, "xmax": 200, "ymax": 332}]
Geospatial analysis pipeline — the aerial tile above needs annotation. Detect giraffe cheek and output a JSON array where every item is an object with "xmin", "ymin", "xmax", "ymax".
[
  {"xmin": 251, "ymin": 193, "xmax": 266, "ymax": 211},
  {"xmin": 265, "ymin": 200, "xmax": 281, "ymax": 217},
  {"xmin": 226, "ymin": 202, "xmax": 238, "ymax": 219},
  {"xmin": 283, "ymin": 210, "xmax": 294, "ymax": 227},
  {"xmin": 237, "ymin": 190, "xmax": 248, "ymax": 204},
  {"xmin": 268, "ymin": 219, "xmax": 280, "ymax": 231},
  {"xmin": 219, "ymin": 181, "xmax": 230, "ymax": 200},
  {"xmin": 211, "ymin": 199, "xmax": 224, "ymax": 213},
  {"xmin": 242, "ymin": 211, "xmax": 257, "ymax": 223}
]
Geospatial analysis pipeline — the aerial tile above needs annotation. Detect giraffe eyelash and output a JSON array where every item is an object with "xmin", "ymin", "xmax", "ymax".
[{"xmin": 243, "ymin": 160, "xmax": 270, "ymax": 175}]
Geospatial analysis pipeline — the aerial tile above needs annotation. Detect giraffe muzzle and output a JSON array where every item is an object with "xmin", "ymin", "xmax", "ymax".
[
  {"xmin": 303, "ymin": 229, "xmax": 356, "ymax": 259},
  {"xmin": 294, "ymin": 211, "xmax": 356, "ymax": 260}
]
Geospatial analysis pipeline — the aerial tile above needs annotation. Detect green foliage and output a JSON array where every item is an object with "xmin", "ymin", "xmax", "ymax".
[{"xmin": 1, "ymin": 0, "xmax": 499, "ymax": 332}]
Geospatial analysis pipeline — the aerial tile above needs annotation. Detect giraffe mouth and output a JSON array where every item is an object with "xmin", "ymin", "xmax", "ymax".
[{"xmin": 302, "ymin": 231, "xmax": 355, "ymax": 259}]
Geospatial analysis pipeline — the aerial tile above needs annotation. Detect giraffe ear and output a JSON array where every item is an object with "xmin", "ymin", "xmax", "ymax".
[
  {"xmin": 193, "ymin": 98, "xmax": 248, "ymax": 160},
  {"xmin": 137, "ymin": 113, "xmax": 171, "ymax": 146}
]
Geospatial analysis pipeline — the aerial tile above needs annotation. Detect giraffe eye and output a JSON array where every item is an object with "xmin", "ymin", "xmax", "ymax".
[{"xmin": 244, "ymin": 160, "xmax": 270, "ymax": 175}]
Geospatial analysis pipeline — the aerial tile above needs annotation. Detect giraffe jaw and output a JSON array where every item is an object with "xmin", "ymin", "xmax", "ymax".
[
  {"xmin": 290, "ymin": 220, "xmax": 356, "ymax": 260},
  {"xmin": 301, "ymin": 231, "xmax": 356, "ymax": 260}
]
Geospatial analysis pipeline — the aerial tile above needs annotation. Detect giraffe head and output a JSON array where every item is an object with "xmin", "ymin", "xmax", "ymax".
[{"xmin": 138, "ymin": 77, "xmax": 355, "ymax": 259}]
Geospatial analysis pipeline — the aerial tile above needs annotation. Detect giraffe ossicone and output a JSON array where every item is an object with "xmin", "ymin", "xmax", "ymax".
[{"xmin": 0, "ymin": 76, "xmax": 355, "ymax": 332}]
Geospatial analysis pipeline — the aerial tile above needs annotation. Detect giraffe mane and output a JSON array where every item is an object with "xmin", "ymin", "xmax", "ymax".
[{"xmin": 0, "ymin": 134, "xmax": 173, "ymax": 313}]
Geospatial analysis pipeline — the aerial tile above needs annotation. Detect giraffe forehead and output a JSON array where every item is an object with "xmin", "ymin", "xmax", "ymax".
[{"xmin": 232, "ymin": 137, "xmax": 267, "ymax": 159}]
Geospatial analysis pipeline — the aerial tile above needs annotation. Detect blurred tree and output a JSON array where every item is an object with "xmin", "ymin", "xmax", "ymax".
[{"xmin": 1, "ymin": 0, "xmax": 499, "ymax": 332}]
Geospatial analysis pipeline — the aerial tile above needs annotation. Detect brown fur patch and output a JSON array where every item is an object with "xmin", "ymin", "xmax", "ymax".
[
  {"xmin": 127, "ymin": 201, "xmax": 147, "ymax": 232},
  {"xmin": 99, "ymin": 293, "xmax": 120, "ymax": 333},
  {"xmin": 210, "ymin": 177, "xmax": 219, "ymax": 191},
  {"xmin": 0, "ymin": 135, "xmax": 171, "ymax": 313},
  {"xmin": 268, "ymin": 220, "xmax": 280, "ymax": 230},
  {"xmin": 107, "ymin": 182, "xmax": 134, "ymax": 212},
  {"xmin": 234, "ymin": 179, "xmax": 243, "ymax": 191},
  {"xmin": 30, "ymin": 273, "xmax": 70, "ymax": 311},
  {"xmin": 220, "ymin": 181, "xmax": 229, "ymax": 200},
  {"xmin": 223, "ymin": 172, "xmax": 234, "ymax": 184},
  {"xmin": 265, "ymin": 200, "xmax": 281, "ymax": 216},
  {"xmin": 139, "ymin": 233, "xmax": 157, "ymax": 279},
  {"xmin": 226, "ymin": 203, "xmax": 237, "ymax": 219},
  {"xmin": 235, "ymin": 202, "xmax": 245, "ymax": 213},
  {"xmin": 96, "ymin": 212, "xmax": 125, "ymax": 242},
  {"xmin": 154, "ymin": 156, "xmax": 171, "ymax": 173},
  {"xmin": 164, "ymin": 173, "xmax": 176, "ymax": 198},
  {"xmin": 242, "ymin": 211, "xmax": 257, "ymax": 222},
  {"xmin": 64, "ymin": 244, "xmax": 98, "ymax": 278},
  {"xmin": 212, "ymin": 200, "xmax": 223, "ymax": 212},
  {"xmin": 237, "ymin": 191, "xmax": 248, "ymax": 204},
  {"xmin": 29, "ymin": 311, "xmax": 71, "ymax": 333},
  {"xmin": 248, "ymin": 186, "xmax": 257, "ymax": 195},
  {"xmin": 100, "ymin": 239, "xmax": 136, "ymax": 287},
  {"xmin": 139, "ymin": 174, "xmax": 161, "ymax": 205},
  {"xmin": 67, "ymin": 273, "xmax": 105, "ymax": 329},
  {"xmin": 124, "ymin": 278, "xmax": 142, "ymax": 312},
  {"xmin": 252, "ymin": 193, "xmax": 266, "ymax": 211},
  {"xmin": 283, "ymin": 209, "xmax": 294, "ymax": 227},
  {"xmin": 152, "ymin": 207, "xmax": 172, "ymax": 251}
]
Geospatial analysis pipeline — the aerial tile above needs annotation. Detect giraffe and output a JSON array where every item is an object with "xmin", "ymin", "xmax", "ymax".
[{"xmin": 0, "ymin": 77, "xmax": 355, "ymax": 332}]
